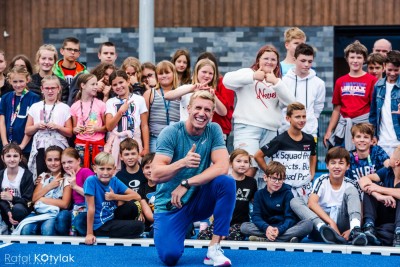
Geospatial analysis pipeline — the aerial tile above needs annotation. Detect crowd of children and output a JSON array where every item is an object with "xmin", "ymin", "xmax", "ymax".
[{"xmin": 0, "ymin": 26, "xmax": 399, "ymax": 251}]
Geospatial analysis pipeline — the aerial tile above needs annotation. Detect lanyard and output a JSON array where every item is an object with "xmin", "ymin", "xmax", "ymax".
[
  {"xmin": 353, "ymin": 151, "xmax": 374, "ymax": 174},
  {"xmin": 118, "ymin": 94, "xmax": 135, "ymax": 132},
  {"xmin": 43, "ymin": 100, "xmax": 57, "ymax": 124},
  {"xmin": 159, "ymin": 87, "xmax": 170, "ymax": 125},
  {"xmin": 8, "ymin": 89, "xmax": 28, "ymax": 142},
  {"xmin": 80, "ymin": 98, "xmax": 94, "ymax": 127}
]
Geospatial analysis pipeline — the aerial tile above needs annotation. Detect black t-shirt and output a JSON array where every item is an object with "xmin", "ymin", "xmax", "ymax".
[
  {"xmin": 231, "ymin": 176, "xmax": 258, "ymax": 225},
  {"xmin": 115, "ymin": 167, "xmax": 146, "ymax": 193},
  {"xmin": 261, "ymin": 131, "xmax": 316, "ymax": 187}
]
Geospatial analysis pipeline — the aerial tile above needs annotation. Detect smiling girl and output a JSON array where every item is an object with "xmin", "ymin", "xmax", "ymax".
[
  {"xmin": 143, "ymin": 61, "xmax": 180, "ymax": 152},
  {"xmin": 0, "ymin": 67, "xmax": 40, "ymax": 160},
  {"xmin": 164, "ymin": 58, "xmax": 227, "ymax": 121},
  {"xmin": 25, "ymin": 76, "xmax": 73, "ymax": 179},
  {"xmin": 17, "ymin": 146, "xmax": 72, "ymax": 236},
  {"xmin": 105, "ymin": 70, "xmax": 149, "ymax": 168},
  {"xmin": 0, "ymin": 144, "xmax": 34, "ymax": 234},
  {"xmin": 71, "ymin": 74, "xmax": 106, "ymax": 168},
  {"xmin": 223, "ymin": 45, "xmax": 294, "ymax": 181},
  {"xmin": 29, "ymin": 45, "xmax": 70, "ymax": 102}
]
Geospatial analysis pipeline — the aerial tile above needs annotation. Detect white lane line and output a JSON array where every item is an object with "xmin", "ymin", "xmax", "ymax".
[{"xmin": 0, "ymin": 243, "xmax": 14, "ymax": 248}]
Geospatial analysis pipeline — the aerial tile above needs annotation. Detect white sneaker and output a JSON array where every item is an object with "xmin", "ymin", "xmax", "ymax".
[{"xmin": 203, "ymin": 244, "xmax": 231, "ymax": 266}]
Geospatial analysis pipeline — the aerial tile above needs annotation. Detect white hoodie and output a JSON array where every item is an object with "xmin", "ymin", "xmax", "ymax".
[
  {"xmin": 280, "ymin": 68, "xmax": 326, "ymax": 137},
  {"xmin": 223, "ymin": 68, "xmax": 295, "ymax": 131}
]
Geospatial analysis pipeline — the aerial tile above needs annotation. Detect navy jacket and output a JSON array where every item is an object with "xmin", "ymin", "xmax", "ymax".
[{"xmin": 251, "ymin": 183, "xmax": 298, "ymax": 235}]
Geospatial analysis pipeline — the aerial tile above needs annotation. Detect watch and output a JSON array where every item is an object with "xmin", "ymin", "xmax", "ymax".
[{"xmin": 180, "ymin": 179, "xmax": 190, "ymax": 189}]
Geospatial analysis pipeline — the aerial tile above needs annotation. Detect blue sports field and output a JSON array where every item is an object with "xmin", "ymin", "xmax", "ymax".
[{"xmin": 1, "ymin": 236, "xmax": 400, "ymax": 266}]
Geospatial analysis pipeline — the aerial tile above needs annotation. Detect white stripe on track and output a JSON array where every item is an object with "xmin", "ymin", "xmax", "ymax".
[{"xmin": 0, "ymin": 243, "xmax": 13, "ymax": 248}]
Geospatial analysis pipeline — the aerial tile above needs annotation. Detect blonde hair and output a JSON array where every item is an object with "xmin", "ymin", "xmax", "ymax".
[
  {"xmin": 192, "ymin": 59, "xmax": 217, "ymax": 88},
  {"xmin": 284, "ymin": 27, "xmax": 306, "ymax": 43},
  {"xmin": 94, "ymin": 152, "xmax": 115, "ymax": 166},
  {"xmin": 188, "ymin": 90, "xmax": 216, "ymax": 110},
  {"xmin": 155, "ymin": 60, "xmax": 179, "ymax": 89},
  {"xmin": 35, "ymin": 44, "xmax": 58, "ymax": 73},
  {"xmin": 7, "ymin": 66, "xmax": 30, "ymax": 82},
  {"xmin": 41, "ymin": 75, "xmax": 62, "ymax": 100}
]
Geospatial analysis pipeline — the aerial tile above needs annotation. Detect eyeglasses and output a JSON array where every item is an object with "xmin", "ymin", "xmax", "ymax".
[
  {"xmin": 126, "ymin": 72, "xmax": 136, "ymax": 76},
  {"xmin": 141, "ymin": 73, "xmax": 154, "ymax": 80},
  {"xmin": 64, "ymin": 47, "xmax": 80, "ymax": 53},
  {"xmin": 269, "ymin": 176, "xmax": 285, "ymax": 184},
  {"xmin": 42, "ymin": 87, "xmax": 58, "ymax": 91}
]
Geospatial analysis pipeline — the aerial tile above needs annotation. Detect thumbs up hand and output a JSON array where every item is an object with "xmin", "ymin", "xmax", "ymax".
[
  {"xmin": 265, "ymin": 70, "xmax": 279, "ymax": 85},
  {"xmin": 105, "ymin": 187, "xmax": 116, "ymax": 201},
  {"xmin": 184, "ymin": 144, "xmax": 201, "ymax": 168},
  {"xmin": 253, "ymin": 66, "xmax": 265, "ymax": 81}
]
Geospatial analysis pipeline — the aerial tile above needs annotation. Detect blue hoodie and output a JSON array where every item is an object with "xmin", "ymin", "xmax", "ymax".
[{"xmin": 251, "ymin": 183, "xmax": 298, "ymax": 235}]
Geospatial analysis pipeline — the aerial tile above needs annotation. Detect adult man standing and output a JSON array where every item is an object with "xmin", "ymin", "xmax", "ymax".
[
  {"xmin": 373, "ymin": 39, "xmax": 392, "ymax": 57},
  {"xmin": 151, "ymin": 90, "xmax": 236, "ymax": 266}
]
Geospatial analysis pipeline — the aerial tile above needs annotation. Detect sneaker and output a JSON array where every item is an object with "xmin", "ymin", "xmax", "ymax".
[
  {"xmin": 203, "ymin": 244, "xmax": 231, "ymax": 266},
  {"xmin": 319, "ymin": 224, "xmax": 347, "ymax": 244},
  {"xmin": 363, "ymin": 225, "xmax": 381, "ymax": 246},
  {"xmin": 249, "ymin": 235, "xmax": 268, "ymax": 242},
  {"xmin": 289, "ymin": 237, "xmax": 299, "ymax": 243},
  {"xmin": 350, "ymin": 227, "xmax": 368, "ymax": 246},
  {"xmin": 393, "ymin": 233, "xmax": 400, "ymax": 247}
]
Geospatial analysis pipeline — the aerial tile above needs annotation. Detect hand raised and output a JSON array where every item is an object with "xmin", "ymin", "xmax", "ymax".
[
  {"xmin": 265, "ymin": 71, "xmax": 279, "ymax": 85},
  {"xmin": 253, "ymin": 67, "xmax": 265, "ymax": 81}
]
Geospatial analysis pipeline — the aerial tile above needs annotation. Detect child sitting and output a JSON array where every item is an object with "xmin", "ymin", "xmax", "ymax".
[
  {"xmin": 241, "ymin": 161, "xmax": 312, "ymax": 242},
  {"xmin": 84, "ymin": 152, "xmax": 144, "ymax": 245},
  {"xmin": 198, "ymin": 149, "xmax": 258, "ymax": 241},
  {"xmin": 346, "ymin": 123, "xmax": 389, "ymax": 185},
  {"xmin": 290, "ymin": 147, "xmax": 367, "ymax": 246},
  {"xmin": 359, "ymin": 146, "xmax": 400, "ymax": 246}
]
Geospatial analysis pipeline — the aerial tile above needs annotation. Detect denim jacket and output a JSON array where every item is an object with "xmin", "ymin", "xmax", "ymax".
[{"xmin": 369, "ymin": 77, "xmax": 400, "ymax": 140}]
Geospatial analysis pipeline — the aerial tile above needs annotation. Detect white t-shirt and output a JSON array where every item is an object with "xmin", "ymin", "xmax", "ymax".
[
  {"xmin": 1, "ymin": 167, "xmax": 24, "ymax": 198},
  {"xmin": 312, "ymin": 174, "xmax": 358, "ymax": 220},
  {"xmin": 105, "ymin": 94, "xmax": 147, "ymax": 133},
  {"xmin": 379, "ymin": 82, "xmax": 400, "ymax": 147},
  {"xmin": 179, "ymin": 93, "xmax": 192, "ymax": 121},
  {"xmin": 28, "ymin": 101, "xmax": 71, "ymax": 127}
]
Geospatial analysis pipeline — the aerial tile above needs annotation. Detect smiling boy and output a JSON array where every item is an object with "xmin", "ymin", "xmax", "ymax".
[
  {"xmin": 291, "ymin": 147, "xmax": 367, "ymax": 245},
  {"xmin": 324, "ymin": 41, "xmax": 377, "ymax": 151},
  {"xmin": 240, "ymin": 161, "xmax": 312, "ymax": 242},
  {"xmin": 346, "ymin": 123, "xmax": 389, "ymax": 184},
  {"xmin": 369, "ymin": 50, "xmax": 400, "ymax": 156},
  {"xmin": 254, "ymin": 102, "xmax": 316, "ymax": 200}
]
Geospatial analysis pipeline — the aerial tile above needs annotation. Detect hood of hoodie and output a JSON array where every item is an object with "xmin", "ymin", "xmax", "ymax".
[{"xmin": 285, "ymin": 68, "xmax": 317, "ymax": 81}]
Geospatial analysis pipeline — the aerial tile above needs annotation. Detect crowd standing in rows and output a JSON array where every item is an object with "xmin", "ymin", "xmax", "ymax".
[{"xmin": 0, "ymin": 27, "xmax": 400, "ymax": 267}]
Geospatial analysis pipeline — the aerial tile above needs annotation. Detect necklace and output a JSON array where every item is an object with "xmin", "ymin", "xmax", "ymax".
[
  {"xmin": 8, "ymin": 89, "xmax": 28, "ymax": 142},
  {"xmin": 80, "ymin": 97, "xmax": 94, "ymax": 127},
  {"xmin": 118, "ymin": 94, "xmax": 135, "ymax": 131},
  {"xmin": 42, "ymin": 100, "xmax": 57, "ymax": 123}
]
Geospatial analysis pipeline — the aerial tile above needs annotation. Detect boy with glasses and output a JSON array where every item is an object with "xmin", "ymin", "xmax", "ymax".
[
  {"xmin": 53, "ymin": 37, "xmax": 88, "ymax": 86},
  {"xmin": 240, "ymin": 161, "xmax": 313, "ymax": 242},
  {"xmin": 290, "ymin": 147, "xmax": 367, "ymax": 246}
]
